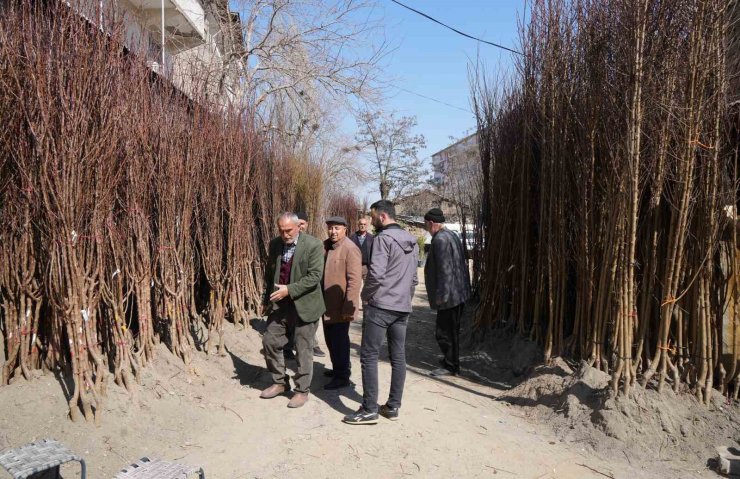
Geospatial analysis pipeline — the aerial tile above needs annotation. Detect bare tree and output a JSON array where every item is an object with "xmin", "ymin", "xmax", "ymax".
[
  {"xmin": 320, "ymin": 134, "xmax": 366, "ymax": 190},
  {"xmin": 231, "ymin": 0, "xmax": 387, "ymax": 118},
  {"xmin": 431, "ymin": 140, "xmax": 481, "ymax": 264},
  {"xmin": 355, "ymin": 110, "xmax": 427, "ymax": 200},
  {"xmin": 221, "ymin": 1, "xmax": 390, "ymax": 222}
]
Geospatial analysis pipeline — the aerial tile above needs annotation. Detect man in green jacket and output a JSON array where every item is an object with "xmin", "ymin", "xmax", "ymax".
[{"xmin": 260, "ymin": 212, "xmax": 326, "ymax": 408}]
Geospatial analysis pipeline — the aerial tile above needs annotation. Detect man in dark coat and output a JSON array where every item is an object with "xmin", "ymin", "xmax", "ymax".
[
  {"xmin": 423, "ymin": 208, "xmax": 471, "ymax": 377},
  {"xmin": 260, "ymin": 212, "xmax": 326, "ymax": 408},
  {"xmin": 349, "ymin": 216, "xmax": 374, "ymax": 281}
]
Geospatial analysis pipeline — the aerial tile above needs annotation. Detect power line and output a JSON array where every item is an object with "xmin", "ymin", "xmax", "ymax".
[
  {"xmin": 391, "ymin": 84, "xmax": 473, "ymax": 114},
  {"xmin": 389, "ymin": 0, "xmax": 523, "ymax": 56}
]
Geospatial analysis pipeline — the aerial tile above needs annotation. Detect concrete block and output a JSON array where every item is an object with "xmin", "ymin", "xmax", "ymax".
[{"xmin": 717, "ymin": 446, "xmax": 740, "ymax": 476}]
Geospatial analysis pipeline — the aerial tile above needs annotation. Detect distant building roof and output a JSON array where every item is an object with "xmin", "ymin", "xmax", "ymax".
[
  {"xmin": 430, "ymin": 132, "xmax": 478, "ymax": 159},
  {"xmin": 394, "ymin": 189, "xmax": 468, "ymax": 209}
]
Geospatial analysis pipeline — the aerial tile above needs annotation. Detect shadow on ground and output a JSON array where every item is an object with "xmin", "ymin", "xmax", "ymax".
[
  {"xmin": 227, "ymin": 346, "xmax": 267, "ymax": 389},
  {"xmin": 227, "ymin": 341, "xmax": 363, "ymax": 415},
  {"xmin": 237, "ymin": 297, "xmax": 541, "ymax": 410},
  {"xmin": 361, "ymin": 297, "xmax": 541, "ymax": 401}
]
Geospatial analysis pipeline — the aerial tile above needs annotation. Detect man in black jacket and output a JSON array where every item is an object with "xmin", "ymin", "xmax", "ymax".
[
  {"xmin": 349, "ymin": 216, "xmax": 374, "ymax": 281},
  {"xmin": 423, "ymin": 208, "xmax": 471, "ymax": 377}
]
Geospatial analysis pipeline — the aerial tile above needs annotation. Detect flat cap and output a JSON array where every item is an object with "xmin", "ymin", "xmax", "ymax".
[{"xmin": 325, "ymin": 216, "xmax": 348, "ymax": 226}]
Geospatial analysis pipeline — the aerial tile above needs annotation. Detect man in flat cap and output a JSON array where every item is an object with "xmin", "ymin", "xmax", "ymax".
[
  {"xmin": 321, "ymin": 216, "xmax": 362, "ymax": 389},
  {"xmin": 423, "ymin": 208, "xmax": 471, "ymax": 377}
]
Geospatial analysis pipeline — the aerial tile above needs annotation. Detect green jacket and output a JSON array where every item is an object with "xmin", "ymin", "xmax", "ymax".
[{"xmin": 263, "ymin": 233, "xmax": 326, "ymax": 322}]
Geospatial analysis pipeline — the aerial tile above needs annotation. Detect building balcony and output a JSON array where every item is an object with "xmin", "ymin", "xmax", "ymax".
[{"xmin": 123, "ymin": 0, "xmax": 206, "ymax": 54}]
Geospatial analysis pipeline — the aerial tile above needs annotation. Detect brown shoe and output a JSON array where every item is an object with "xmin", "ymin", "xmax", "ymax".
[
  {"xmin": 260, "ymin": 383, "xmax": 289, "ymax": 399},
  {"xmin": 287, "ymin": 392, "xmax": 309, "ymax": 408}
]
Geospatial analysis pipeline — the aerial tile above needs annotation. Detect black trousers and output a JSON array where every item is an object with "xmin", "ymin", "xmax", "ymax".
[
  {"xmin": 323, "ymin": 322, "xmax": 351, "ymax": 380},
  {"xmin": 436, "ymin": 303, "xmax": 464, "ymax": 373}
]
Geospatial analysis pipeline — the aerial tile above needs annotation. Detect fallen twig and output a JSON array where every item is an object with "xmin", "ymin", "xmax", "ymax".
[
  {"xmin": 180, "ymin": 443, "xmax": 203, "ymax": 449},
  {"xmin": 576, "ymin": 463, "xmax": 614, "ymax": 478},
  {"xmin": 440, "ymin": 393, "xmax": 478, "ymax": 408},
  {"xmin": 221, "ymin": 404, "xmax": 244, "ymax": 423},
  {"xmin": 348, "ymin": 443, "xmax": 360, "ymax": 460},
  {"xmin": 485, "ymin": 464, "xmax": 517, "ymax": 475}
]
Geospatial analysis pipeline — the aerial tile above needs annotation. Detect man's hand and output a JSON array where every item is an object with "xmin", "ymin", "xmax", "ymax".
[
  {"xmin": 342, "ymin": 314, "xmax": 355, "ymax": 322},
  {"xmin": 260, "ymin": 303, "xmax": 269, "ymax": 317},
  {"xmin": 269, "ymin": 283, "xmax": 289, "ymax": 302}
]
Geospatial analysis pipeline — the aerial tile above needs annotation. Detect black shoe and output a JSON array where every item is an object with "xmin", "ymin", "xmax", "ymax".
[
  {"xmin": 429, "ymin": 367, "xmax": 455, "ymax": 377},
  {"xmin": 379, "ymin": 404, "xmax": 399, "ymax": 421},
  {"xmin": 283, "ymin": 349, "xmax": 295, "ymax": 360},
  {"xmin": 313, "ymin": 346, "xmax": 326, "ymax": 357},
  {"xmin": 324, "ymin": 378, "xmax": 353, "ymax": 390},
  {"xmin": 343, "ymin": 408, "xmax": 378, "ymax": 425},
  {"xmin": 323, "ymin": 369, "xmax": 334, "ymax": 377}
]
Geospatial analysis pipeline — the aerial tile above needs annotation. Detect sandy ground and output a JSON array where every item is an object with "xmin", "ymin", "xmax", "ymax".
[{"xmin": 0, "ymin": 269, "xmax": 717, "ymax": 478}]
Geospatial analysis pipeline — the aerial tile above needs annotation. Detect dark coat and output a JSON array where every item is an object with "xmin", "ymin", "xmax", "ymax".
[
  {"xmin": 349, "ymin": 231, "xmax": 374, "ymax": 266},
  {"xmin": 424, "ymin": 228, "xmax": 471, "ymax": 310},
  {"xmin": 263, "ymin": 233, "xmax": 326, "ymax": 322}
]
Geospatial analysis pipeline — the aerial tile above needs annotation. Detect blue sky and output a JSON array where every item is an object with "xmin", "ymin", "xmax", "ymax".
[{"xmin": 353, "ymin": 0, "xmax": 526, "ymax": 202}]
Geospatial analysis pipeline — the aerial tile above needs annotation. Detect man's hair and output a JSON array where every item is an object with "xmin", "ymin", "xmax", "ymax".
[
  {"xmin": 276, "ymin": 212, "xmax": 299, "ymax": 226},
  {"xmin": 370, "ymin": 200, "xmax": 396, "ymax": 219},
  {"xmin": 296, "ymin": 211, "xmax": 309, "ymax": 222}
]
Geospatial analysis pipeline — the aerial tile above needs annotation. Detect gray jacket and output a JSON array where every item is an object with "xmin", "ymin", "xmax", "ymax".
[
  {"xmin": 361, "ymin": 224, "xmax": 419, "ymax": 313},
  {"xmin": 424, "ymin": 228, "xmax": 471, "ymax": 310}
]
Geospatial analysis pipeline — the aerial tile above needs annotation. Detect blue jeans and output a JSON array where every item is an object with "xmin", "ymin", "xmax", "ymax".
[{"xmin": 360, "ymin": 305, "xmax": 408, "ymax": 412}]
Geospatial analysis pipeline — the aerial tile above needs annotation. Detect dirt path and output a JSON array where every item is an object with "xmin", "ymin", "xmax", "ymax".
[{"xmin": 0, "ymin": 270, "xmax": 699, "ymax": 478}]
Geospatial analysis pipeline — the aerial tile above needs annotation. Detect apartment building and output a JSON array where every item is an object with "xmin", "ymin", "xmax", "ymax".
[
  {"xmin": 130, "ymin": 0, "xmax": 243, "ymax": 103},
  {"xmin": 430, "ymin": 132, "xmax": 478, "ymax": 185},
  {"xmin": 112, "ymin": 0, "xmax": 244, "ymax": 104}
]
